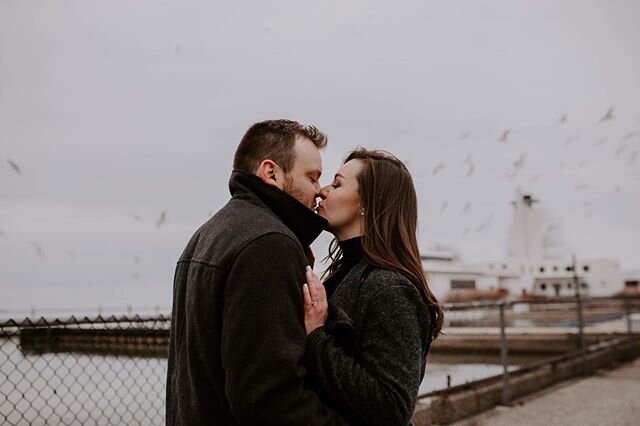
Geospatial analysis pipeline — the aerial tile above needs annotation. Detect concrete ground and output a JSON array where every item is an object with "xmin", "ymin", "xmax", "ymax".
[{"xmin": 453, "ymin": 357, "xmax": 640, "ymax": 426}]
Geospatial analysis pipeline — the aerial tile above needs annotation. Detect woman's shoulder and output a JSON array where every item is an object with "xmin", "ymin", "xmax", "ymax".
[{"xmin": 360, "ymin": 265, "xmax": 421, "ymax": 298}]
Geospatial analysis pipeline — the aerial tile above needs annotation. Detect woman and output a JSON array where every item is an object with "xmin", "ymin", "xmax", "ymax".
[{"xmin": 302, "ymin": 148, "xmax": 443, "ymax": 425}]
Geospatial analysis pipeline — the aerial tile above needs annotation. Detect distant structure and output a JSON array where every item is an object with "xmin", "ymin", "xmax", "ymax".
[{"xmin": 423, "ymin": 190, "xmax": 638, "ymax": 301}]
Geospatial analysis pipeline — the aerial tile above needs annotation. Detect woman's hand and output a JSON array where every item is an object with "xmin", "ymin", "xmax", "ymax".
[{"xmin": 302, "ymin": 266, "xmax": 328, "ymax": 336}]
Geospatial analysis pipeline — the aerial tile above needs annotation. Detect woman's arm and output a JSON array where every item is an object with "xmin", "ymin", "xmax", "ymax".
[{"xmin": 304, "ymin": 272, "xmax": 431, "ymax": 425}]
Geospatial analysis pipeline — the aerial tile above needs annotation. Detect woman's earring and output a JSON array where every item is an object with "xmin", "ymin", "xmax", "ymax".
[{"xmin": 360, "ymin": 209, "xmax": 365, "ymax": 216}]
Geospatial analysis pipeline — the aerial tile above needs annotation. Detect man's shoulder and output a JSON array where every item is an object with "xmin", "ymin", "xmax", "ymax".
[
  {"xmin": 180, "ymin": 197, "xmax": 302, "ymax": 267},
  {"xmin": 213, "ymin": 197, "xmax": 299, "ymax": 241}
]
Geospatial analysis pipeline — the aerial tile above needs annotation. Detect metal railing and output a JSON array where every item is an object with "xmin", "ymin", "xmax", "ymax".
[{"xmin": 1, "ymin": 297, "xmax": 639, "ymax": 425}]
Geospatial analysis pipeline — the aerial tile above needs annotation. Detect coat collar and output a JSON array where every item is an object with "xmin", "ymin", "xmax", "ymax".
[{"xmin": 229, "ymin": 170, "xmax": 328, "ymax": 248}]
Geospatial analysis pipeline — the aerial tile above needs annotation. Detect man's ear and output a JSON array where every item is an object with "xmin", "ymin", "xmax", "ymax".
[{"xmin": 255, "ymin": 159, "xmax": 283, "ymax": 189}]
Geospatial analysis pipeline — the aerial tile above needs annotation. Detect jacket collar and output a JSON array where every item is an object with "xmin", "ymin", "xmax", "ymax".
[{"xmin": 229, "ymin": 170, "xmax": 327, "ymax": 248}]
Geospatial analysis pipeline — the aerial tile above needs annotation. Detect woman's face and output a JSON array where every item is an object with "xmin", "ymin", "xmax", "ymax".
[{"xmin": 316, "ymin": 159, "xmax": 364, "ymax": 241}]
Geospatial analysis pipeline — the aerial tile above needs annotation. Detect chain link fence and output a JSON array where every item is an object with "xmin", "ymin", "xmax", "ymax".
[
  {"xmin": 1, "ymin": 316, "xmax": 169, "ymax": 425},
  {"xmin": 1, "ymin": 297, "xmax": 639, "ymax": 425},
  {"xmin": 419, "ymin": 295, "xmax": 640, "ymax": 423}
]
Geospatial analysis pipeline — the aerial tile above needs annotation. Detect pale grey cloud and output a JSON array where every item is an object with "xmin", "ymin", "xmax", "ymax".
[{"xmin": 1, "ymin": 0, "xmax": 639, "ymax": 311}]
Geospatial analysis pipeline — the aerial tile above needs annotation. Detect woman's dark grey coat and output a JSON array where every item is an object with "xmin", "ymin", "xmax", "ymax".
[{"xmin": 305, "ymin": 261, "xmax": 433, "ymax": 426}]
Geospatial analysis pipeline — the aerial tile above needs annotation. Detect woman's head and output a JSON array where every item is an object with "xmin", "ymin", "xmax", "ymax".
[{"xmin": 320, "ymin": 148, "xmax": 443, "ymax": 340}]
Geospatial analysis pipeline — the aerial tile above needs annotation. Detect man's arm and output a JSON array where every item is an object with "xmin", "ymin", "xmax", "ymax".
[{"xmin": 221, "ymin": 232, "xmax": 347, "ymax": 425}]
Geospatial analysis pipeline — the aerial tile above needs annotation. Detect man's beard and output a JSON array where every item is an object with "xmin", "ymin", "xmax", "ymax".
[{"xmin": 283, "ymin": 175, "xmax": 313, "ymax": 210}]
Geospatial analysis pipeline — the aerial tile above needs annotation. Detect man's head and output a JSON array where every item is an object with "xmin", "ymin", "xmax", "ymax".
[{"xmin": 233, "ymin": 119, "xmax": 327, "ymax": 209}]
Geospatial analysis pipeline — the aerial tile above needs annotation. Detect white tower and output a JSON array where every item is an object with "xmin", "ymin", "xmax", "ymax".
[{"xmin": 506, "ymin": 189, "xmax": 566, "ymax": 261}]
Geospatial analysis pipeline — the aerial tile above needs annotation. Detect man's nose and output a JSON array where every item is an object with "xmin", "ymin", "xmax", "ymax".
[{"xmin": 319, "ymin": 185, "xmax": 330, "ymax": 199}]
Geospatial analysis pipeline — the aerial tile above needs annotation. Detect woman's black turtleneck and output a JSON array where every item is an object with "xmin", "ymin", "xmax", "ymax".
[{"xmin": 324, "ymin": 236, "xmax": 364, "ymax": 298}]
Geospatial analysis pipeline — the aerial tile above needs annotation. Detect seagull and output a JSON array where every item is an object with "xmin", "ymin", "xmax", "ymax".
[
  {"xmin": 622, "ymin": 131, "xmax": 640, "ymax": 142},
  {"xmin": 463, "ymin": 227, "xmax": 470, "ymax": 235},
  {"xmin": 131, "ymin": 215, "xmax": 143, "ymax": 222},
  {"xmin": 7, "ymin": 159, "xmax": 21, "ymax": 175},
  {"xmin": 440, "ymin": 202, "xmax": 448, "ymax": 212},
  {"xmin": 464, "ymin": 163, "xmax": 475, "ymax": 178},
  {"xmin": 432, "ymin": 163, "xmax": 445, "ymax": 175},
  {"xmin": 615, "ymin": 144, "xmax": 628, "ymax": 158},
  {"xmin": 0, "ymin": 229, "xmax": 4, "ymax": 236},
  {"xmin": 599, "ymin": 106, "xmax": 614, "ymax": 123},
  {"xmin": 499, "ymin": 129, "xmax": 510, "ymax": 143},
  {"xmin": 594, "ymin": 138, "xmax": 606, "ymax": 146},
  {"xmin": 156, "ymin": 211, "xmax": 166, "ymax": 228},
  {"xmin": 458, "ymin": 131, "xmax": 471, "ymax": 140},
  {"xmin": 29, "ymin": 242, "xmax": 45, "ymax": 259},
  {"xmin": 628, "ymin": 151, "xmax": 638, "ymax": 165},
  {"xmin": 175, "ymin": 45, "xmax": 182, "ymax": 54},
  {"xmin": 565, "ymin": 135, "xmax": 579, "ymax": 146},
  {"xmin": 513, "ymin": 153, "xmax": 526, "ymax": 170},
  {"xmin": 463, "ymin": 202, "xmax": 471, "ymax": 213},
  {"xmin": 557, "ymin": 113, "xmax": 567, "ymax": 124},
  {"xmin": 614, "ymin": 185, "xmax": 621, "ymax": 193},
  {"xmin": 134, "ymin": 256, "xmax": 140, "ymax": 264},
  {"xmin": 132, "ymin": 273, "xmax": 139, "ymax": 281}
]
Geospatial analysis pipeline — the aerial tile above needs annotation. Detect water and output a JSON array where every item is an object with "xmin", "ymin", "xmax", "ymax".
[
  {"xmin": 1, "ymin": 338, "xmax": 165, "ymax": 426},
  {"xmin": 1, "ymin": 338, "xmax": 538, "ymax": 425}
]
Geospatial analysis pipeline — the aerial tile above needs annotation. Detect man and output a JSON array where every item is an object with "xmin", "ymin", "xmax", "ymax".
[{"xmin": 166, "ymin": 120, "xmax": 346, "ymax": 425}]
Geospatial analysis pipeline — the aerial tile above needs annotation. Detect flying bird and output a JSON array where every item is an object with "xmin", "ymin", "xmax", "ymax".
[
  {"xmin": 565, "ymin": 135, "xmax": 579, "ymax": 146},
  {"xmin": 499, "ymin": 129, "xmax": 510, "ymax": 143},
  {"xmin": 615, "ymin": 144, "xmax": 628, "ymax": 158},
  {"xmin": 556, "ymin": 113, "xmax": 567, "ymax": 124},
  {"xmin": 594, "ymin": 138, "xmax": 606, "ymax": 146},
  {"xmin": 432, "ymin": 163, "xmax": 445, "ymax": 175},
  {"xmin": 0, "ymin": 229, "xmax": 4, "ymax": 236},
  {"xmin": 131, "ymin": 215, "xmax": 143, "ymax": 222},
  {"xmin": 29, "ymin": 242, "xmax": 45, "ymax": 259},
  {"xmin": 458, "ymin": 131, "xmax": 471, "ymax": 140},
  {"xmin": 599, "ymin": 106, "xmax": 614, "ymax": 123},
  {"xmin": 628, "ymin": 151, "xmax": 638, "ymax": 165},
  {"xmin": 463, "ymin": 202, "xmax": 471, "ymax": 213},
  {"xmin": 529, "ymin": 174, "xmax": 540, "ymax": 183},
  {"xmin": 464, "ymin": 163, "xmax": 475, "ymax": 178},
  {"xmin": 622, "ymin": 131, "xmax": 640, "ymax": 142},
  {"xmin": 439, "ymin": 202, "xmax": 448, "ymax": 212},
  {"xmin": 175, "ymin": 45, "xmax": 182, "ymax": 54},
  {"xmin": 156, "ymin": 211, "xmax": 166, "ymax": 228},
  {"xmin": 134, "ymin": 256, "xmax": 140, "ymax": 264},
  {"xmin": 513, "ymin": 153, "xmax": 526, "ymax": 170},
  {"xmin": 7, "ymin": 159, "xmax": 21, "ymax": 175}
]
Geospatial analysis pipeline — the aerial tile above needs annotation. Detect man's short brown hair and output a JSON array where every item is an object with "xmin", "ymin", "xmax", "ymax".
[{"xmin": 233, "ymin": 119, "xmax": 328, "ymax": 173}]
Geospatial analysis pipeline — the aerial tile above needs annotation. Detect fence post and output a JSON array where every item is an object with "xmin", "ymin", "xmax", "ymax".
[
  {"xmin": 499, "ymin": 302, "xmax": 510, "ymax": 406},
  {"xmin": 624, "ymin": 296, "xmax": 633, "ymax": 358},
  {"xmin": 572, "ymin": 255, "xmax": 587, "ymax": 375}
]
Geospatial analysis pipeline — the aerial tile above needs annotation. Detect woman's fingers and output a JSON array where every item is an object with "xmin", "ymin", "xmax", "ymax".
[
  {"xmin": 305, "ymin": 266, "xmax": 320, "ymax": 302},
  {"xmin": 302, "ymin": 283, "xmax": 312, "ymax": 306}
]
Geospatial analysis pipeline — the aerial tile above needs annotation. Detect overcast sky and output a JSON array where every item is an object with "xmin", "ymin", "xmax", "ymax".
[{"xmin": 1, "ymin": 0, "xmax": 639, "ymax": 313}]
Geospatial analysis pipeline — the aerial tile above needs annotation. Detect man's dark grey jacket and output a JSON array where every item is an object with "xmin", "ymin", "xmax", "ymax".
[{"xmin": 166, "ymin": 170, "xmax": 347, "ymax": 425}]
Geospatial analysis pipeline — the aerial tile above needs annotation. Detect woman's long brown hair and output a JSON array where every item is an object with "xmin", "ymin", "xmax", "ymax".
[{"xmin": 324, "ymin": 148, "xmax": 443, "ymax": 340}]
